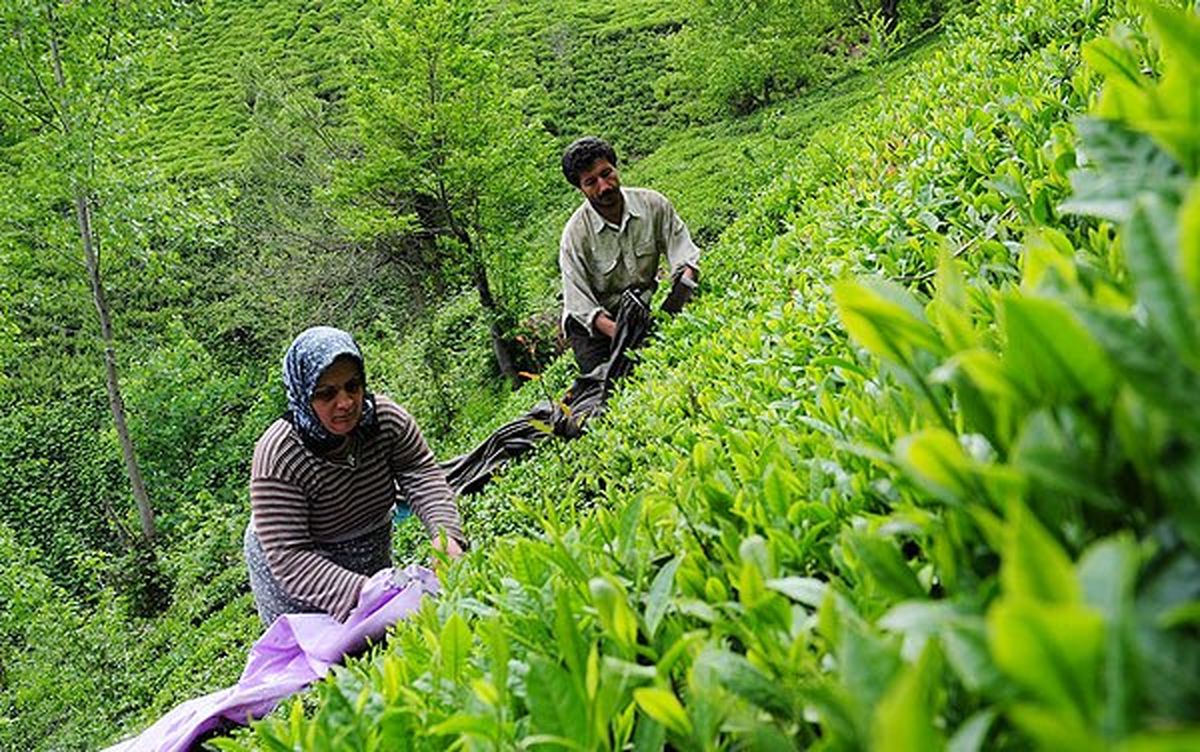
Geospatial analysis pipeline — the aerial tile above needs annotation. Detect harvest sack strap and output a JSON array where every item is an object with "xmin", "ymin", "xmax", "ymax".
[
  {"xmin": 103, "ymin": 566, "xmax": 439, "ymax": 752},
  {"xmin": 440, "ymin": 289, "xmax": 652, "ymax": 495}
]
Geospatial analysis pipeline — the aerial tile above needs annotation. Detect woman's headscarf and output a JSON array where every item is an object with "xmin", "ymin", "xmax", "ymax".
[{"xmin": 282, "ymin": 326, "xmax": 378, "ymax": 449}]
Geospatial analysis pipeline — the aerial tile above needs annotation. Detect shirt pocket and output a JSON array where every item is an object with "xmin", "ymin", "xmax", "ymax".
[
  {"xmin": 633, "ymin": 240, "xmax": 660, "ymax": 283},
  {"xmin": 589, "ymin": 243, "xmax": 622, "ymax": 277},
  {"xmin": 634, "ymin": 239, "xmax": 658, "ymax": 259}
]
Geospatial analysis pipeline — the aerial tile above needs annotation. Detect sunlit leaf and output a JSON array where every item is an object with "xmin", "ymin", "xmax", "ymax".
[
  {"xmin": 1081, "ymin": 37, "xmax": 1144, "ymax": 88},
  {"xmin": 895, "ymin": 428, "xmax": 977, "ymax": 505},
  {"xmin": 643, "ymin": 556, "xmax": 681, "ymax": 640},
  {"xmin": 871, "ymin": 643, "xmax": 943, "ymax": 752},
  {"xmin": 1001, "ymin": 294, "xmax": 1115, "ymax": 405},
  {"xmin": 439, "ymin": 612, "xmax": 471, "ymax": 682},
  {"xmin": 633, "ymin": 687, "xmax": 692, "ymax": 737},
  {"xmin": 1001, "ymin": 499, "xmax": 1080, "ymax": 604},
  {"xmin": 988, "ymin": 599, "xmax": 1103, "ymax": 716},
  {"xmin": 834, "ymin": 277, "xmax": 945, "ymax": 364}
]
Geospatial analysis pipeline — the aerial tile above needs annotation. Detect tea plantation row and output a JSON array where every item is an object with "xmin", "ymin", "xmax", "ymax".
[{"xmin": 216, "ymin": 0, "xmax": 1200, "ymax": 750}]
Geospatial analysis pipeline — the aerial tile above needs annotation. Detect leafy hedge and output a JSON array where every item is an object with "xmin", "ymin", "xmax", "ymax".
[{"xmin": 212, "ymin": 0, "xmax": 1200, "ymax": 749}]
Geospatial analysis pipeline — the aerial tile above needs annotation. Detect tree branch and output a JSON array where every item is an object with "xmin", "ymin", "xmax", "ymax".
[
  {"xmin": 0, "ymin": 86, "xmax": 56, "ymax": 129},
  {"xmin": 15, "ymin": 28, "xmax": 68, "ymax": 133}
]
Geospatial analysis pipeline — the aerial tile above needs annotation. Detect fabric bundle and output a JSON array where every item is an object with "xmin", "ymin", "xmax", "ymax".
[
  {"xmin": 441, "ymin": 289, "xmax": 652, "ymax": 494},
  {"xmin": 104, "ymin": 565, "xmax": 439, "ymax": 752}
]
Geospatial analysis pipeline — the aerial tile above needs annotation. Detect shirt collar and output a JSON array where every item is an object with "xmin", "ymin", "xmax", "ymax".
[{"xmin": 585, "ymin": 188, "xmax": 641, "ymax": 233}]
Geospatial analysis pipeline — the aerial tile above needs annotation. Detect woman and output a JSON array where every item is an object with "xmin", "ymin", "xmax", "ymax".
[{"xmin": 244, "ymin": 326, "xmax": 465, "ymax": 626}]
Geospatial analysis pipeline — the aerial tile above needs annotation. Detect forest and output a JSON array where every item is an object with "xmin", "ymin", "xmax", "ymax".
[{"xmin": 1, "ymin": 0, "xmax": 1199, "ymax": 749}]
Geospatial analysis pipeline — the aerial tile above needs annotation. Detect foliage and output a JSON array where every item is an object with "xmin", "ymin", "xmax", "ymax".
[
  {"xmin": 212, "ymin": 0, "xmax": 1200, "ymax": 749},
  {"xmin": 510, "ymin": 0, "xmax": 685, "ymax": 159},
  {"xmin": 5, "ymin": 0, "xmax": 1200, "ymax": 749},
  {"xmin": 658, "ymin": 0, "xmax": 957, "ymax": 120},
  {"xmin": 130, "ymin": 0, "xmax": 368, "ymax": 179},
  {"xmin": 659, "ymin": 0, "xmax": 849, "ymax": 119},
  {"xmin": 331, "ymin": 0, "xmax": 558, "ymax": 381}
]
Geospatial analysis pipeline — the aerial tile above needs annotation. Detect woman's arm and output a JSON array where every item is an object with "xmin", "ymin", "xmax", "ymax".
[{"xmin": 384, "ymin": 401, "xmax": 467, "ymax": 552}]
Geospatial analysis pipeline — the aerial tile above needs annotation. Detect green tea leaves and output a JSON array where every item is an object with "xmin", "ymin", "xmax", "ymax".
[
  {"xmin": 1060, "ymin": 119, "xmax": 1186, "ymax": 221},
  {"xmin": 871, "ymin": 643, "xmax": 943, "ymax": 752},
  {"xmin": 1000, "ymin": 295, "xmax": 1115, "ymax": 405},
  {"xmin": 834, "ymin": 277, "xmax": 945, "ymax": 364},
  {"xmin": 643, "ymin": 556, "xmax": 680, "ymax": 640},
  {"xmin": 1125, "ymin": 194, "xmax": 1200, "ymax": 366},
  {"xmin": 1001, "ymin": 500, "xmax": 1079, "ymax": 605}
]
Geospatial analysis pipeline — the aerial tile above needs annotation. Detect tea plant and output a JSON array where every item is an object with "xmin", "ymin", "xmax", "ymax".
[{"xmin": 214, "ymin": 0, "xmax": 1200, "ymax": 750}]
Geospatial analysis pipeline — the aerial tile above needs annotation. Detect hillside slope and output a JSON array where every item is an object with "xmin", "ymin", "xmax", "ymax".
[{"xmin": 214, "ymin": 0, "xmax": 1200, "ymax": 750}]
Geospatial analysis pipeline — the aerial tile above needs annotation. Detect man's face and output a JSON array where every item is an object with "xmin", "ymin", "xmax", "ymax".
[{"xmin": 577, "ymin": 158, "xmax": 621, "ymax": 212}]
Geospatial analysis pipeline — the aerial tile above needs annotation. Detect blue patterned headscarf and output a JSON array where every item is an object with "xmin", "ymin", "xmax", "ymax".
[{"xmin": 282, "ymin": 326, "xmax": 378, "ymax": 448}]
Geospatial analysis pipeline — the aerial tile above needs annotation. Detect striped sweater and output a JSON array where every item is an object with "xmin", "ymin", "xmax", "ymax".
[{"xmin": 249, "ymin": 395, "xmax": 462, "ymax": 620}]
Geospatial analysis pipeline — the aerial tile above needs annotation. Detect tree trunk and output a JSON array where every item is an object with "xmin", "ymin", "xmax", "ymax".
[
  {"xmin": 75, "ymin": 193, "xmax": 156, "ymax": 543},
  {"xmin": 49, "ymin": 16, "xmax": 156, "ymax": 544},
  {"xmin": 468, "ymin": 254, "xmax": 520, "ymax": 387},
  {"xmin": 441, "ymin": 191, "xmax": 520, "ymax": 388},
  {"xmin": 881, "ymin": 0, "xmax": 899, "ymax": 33}
]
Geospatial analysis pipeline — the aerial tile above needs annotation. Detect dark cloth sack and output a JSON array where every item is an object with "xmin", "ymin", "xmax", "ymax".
[{"xmin": 440, "ymin": 290, "xmax": 652, "ymax": 495}]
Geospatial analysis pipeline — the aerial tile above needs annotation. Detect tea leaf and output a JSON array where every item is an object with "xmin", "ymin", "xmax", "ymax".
[
  {"xmin": 440, "ymin": 612, "xmax": 471, "ymax": 683},
  {"xmin": 1125, "ymin": 194, "xmax": 1200, "ymax": 365},
  {"xmin": 633, "ymin": 687, "xmax": 692, "ymax": 737},
  {"xmin": 988, "ymin": 600, "xmax": 1104, "ymax": 717},
  {"xmin": 871, "ymin": 643, "xmax": 943, "ymax": 752},
  {"xmin": 834, "ymin": 277, "xmax": 945, "ymax": 364},
  {"xmin": 947, "ymin": 708, "xmax": 997, "ymax": 752},
  {"xmin": 1001, "ymin": 295, "xmax": 1115, "ymax": 405},
  {"xmin": 1001, "ymin": 499, "xmax": 1080, "ymax": 604},
  {"xmin": 844, "ymin": 529, "xmax": 925, "ymax": 600},
  {"xmin": 1060, "ymin": 118, "xmax": 1186, "ymax": 221},
  {"xmin": 644, "ymin": 556, "xmax": 681, "ymax": 640},
  {"xmin": 765, "ymin": 576, "xmax": 826, "ymax": 608},
  {"xmin": 694, "ymin": 646, "xmax": 795, "ymax": 720},
  {"xmin": 1181, "ymin": 184, "xmax": 1200, "ymax": 301},
  {"xmin": 527, "ymin": 655, "xmax": 589, "ymax": 742},
  {"xmin": 1081, "ymin": 37, "xmax": 1143, "ymax": 88},
  {"xmin": 895, "ymin": 428, "xmax": 977, "ymax": 505}
]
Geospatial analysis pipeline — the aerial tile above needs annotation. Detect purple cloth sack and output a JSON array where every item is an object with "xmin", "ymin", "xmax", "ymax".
[{"xmin": 104, "ymin": 565, "xmax": 439, "ymax": 752}]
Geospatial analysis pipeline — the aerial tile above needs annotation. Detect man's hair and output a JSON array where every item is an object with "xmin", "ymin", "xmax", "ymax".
[{"xmin": 561, "ymin": 136, "xmax": 618, "ymax": 187}]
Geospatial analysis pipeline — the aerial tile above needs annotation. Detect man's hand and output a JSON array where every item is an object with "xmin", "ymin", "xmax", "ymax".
[
  {"xmin": 662, "ymin": 266, "xmax": 698, "ymax": 314},
  {"xmin": 594, "ymin": 312, "xmax": 617, "ymax": 339}
]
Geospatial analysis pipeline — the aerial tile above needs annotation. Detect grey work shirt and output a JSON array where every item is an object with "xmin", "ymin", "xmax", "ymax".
[{"xmin": 559, "ymin": 187, "xmax": 701, "ymax": 335}]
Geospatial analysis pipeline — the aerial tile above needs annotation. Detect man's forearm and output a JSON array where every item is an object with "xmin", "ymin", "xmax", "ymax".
[{"xmin": 594, "ymin": 312, "xmax": 617, "ymax": 339}]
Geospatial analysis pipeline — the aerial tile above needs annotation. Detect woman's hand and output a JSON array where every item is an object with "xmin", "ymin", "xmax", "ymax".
[{"xmin": 431, "ymin": 535, "xmax": 464, "ymax": 560}]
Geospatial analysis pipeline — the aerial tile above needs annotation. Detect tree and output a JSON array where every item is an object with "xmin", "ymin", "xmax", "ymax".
[
  {"xmin": 0, "ymin": 1, "xmax": 167, "ymax": 605},
  {"xmin": 217, "ymin": 65, "xmax": 426, "ymax": 359},
  {"xmin": 659, "ymin": 0, "xmax": 850, "ymax": 118},
  {"xmin": 332, "ymin": 0, "xmax": 554, "ymax": 386}
]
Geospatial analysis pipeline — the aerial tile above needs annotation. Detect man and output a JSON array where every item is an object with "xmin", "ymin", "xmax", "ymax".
[{"xmin": 559, "ymin": 136, "xmax": 701, "ymax": 374}]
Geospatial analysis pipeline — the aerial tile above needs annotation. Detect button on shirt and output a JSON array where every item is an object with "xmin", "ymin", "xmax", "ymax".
[{"xmin": 559, "ymin": 187, "xmax": 701, "ymax": 335}]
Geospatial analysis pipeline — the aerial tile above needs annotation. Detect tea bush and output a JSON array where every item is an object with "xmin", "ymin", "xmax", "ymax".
[{"xmin": 214, "ymin": 0, "xmax": 1200, "ymax": 749}]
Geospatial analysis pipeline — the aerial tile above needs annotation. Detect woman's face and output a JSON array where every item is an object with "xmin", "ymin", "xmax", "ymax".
[{"xmin": 310, "ymin": 356, "xmax": 364, "ymax": 436}]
